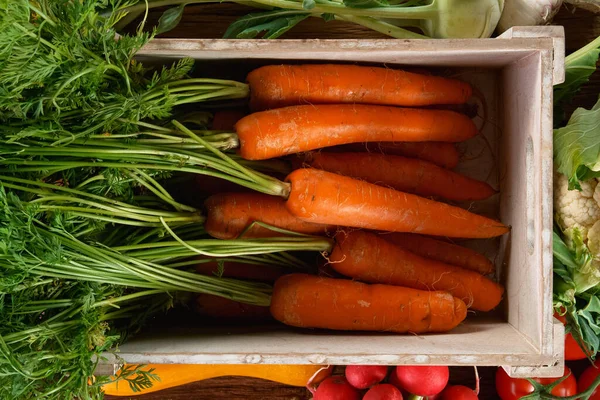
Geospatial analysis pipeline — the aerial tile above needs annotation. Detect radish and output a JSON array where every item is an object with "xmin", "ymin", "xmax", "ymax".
[
  {"xmin": 345, "ymin": 365, "xmax": 389, "ymax": 389},
  {"xmin": 439, "ymin": 385, "xmax": 478, "ymax": 399},
  {"xmin": 392, "ymin": 366, "xmax": 449, "ymax": 397},
  {"xmin": 363, "ymin": 384, "xmax": 404, "ymax": 400},
  {"xmin": 314, "ymin": 376, "xmax": 361, "ymax": 400}
]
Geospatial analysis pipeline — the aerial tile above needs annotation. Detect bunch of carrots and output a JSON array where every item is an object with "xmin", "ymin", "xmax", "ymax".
[{"xmin": 190, "ymin": 63, "xmax": 509, "ymax": 335}]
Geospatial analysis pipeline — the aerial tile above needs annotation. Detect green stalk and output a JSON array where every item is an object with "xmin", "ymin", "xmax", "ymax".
[
  {"xmin": 536, "ymin": 372, "xmax": 600, "ymax": 399},
  {"xmin": 171, "ymin": 120, "xmax": 291, "ymax": 197},
  {"xmin": 0, "ymin": 160, "xmax": 283, "ymax": 196},
  {"xmin": 2, "ymin": 219, "xmax": 335, "ymax": 305},
  {"xmin": 335, "ymin": 15, "xmax": 427, "ymax": 38},
  {"xmin": 112, "ymin": 236, "xmax": 333, "ymax": 256},
  {"xmin": 0, "ymin": 180, "xmax": 204, "ymax": 226},
  {"xmin": 124, "ymin": 0, "xmax": 437, "ymax": 20}
]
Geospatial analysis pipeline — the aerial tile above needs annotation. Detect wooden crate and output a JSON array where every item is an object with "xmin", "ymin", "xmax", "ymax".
[{"xmin": 99, "ymin": 27, "xmax": 565, "ymax": 378}]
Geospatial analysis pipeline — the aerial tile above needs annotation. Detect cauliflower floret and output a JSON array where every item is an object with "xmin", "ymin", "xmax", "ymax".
[
  {"xmin": 554, "ymin": 173, "xmax": 600, "ymax": 240},
  {"xmin": 589, "ymin": 220, "xmax": 600, "ymax": 255}
]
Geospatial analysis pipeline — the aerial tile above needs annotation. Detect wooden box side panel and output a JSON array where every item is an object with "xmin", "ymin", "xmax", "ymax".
[{"xmin": 499, "ymin": 49, "xmax": 555, "ymax": 355}]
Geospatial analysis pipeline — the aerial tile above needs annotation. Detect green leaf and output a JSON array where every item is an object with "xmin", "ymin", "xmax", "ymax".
[
  {"xmin": 343, "ymin": 0, "xmax": 389, "ymax": 8},
  {"xmin": 554, "ymin": 35, "xmax": 600, "ymax": 128},
  {"xmin": 554, "ymin": 231, "xmax": 578, "ymax": 271},
  {"xmin": 577, "ymin": 303, "xmax": 600, "ymax": 355},
  {"xmin": 303, "ymin": 0, "xmax": 316, "ymax": 10},
  {"xmin": 156, "ymin": 4, "xmax": 186, "ymax": 35},
  {"xmin": 553, "ymin": 95, "xmax": 600, "ymax": 190},
  {"xmin": 224, "ymin": 10, "xmax": 310, "ymax": 39}
]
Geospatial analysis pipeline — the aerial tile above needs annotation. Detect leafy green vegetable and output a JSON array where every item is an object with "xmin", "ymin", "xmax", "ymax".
[
  {"xmin": 121, "ymin": 0, "xmax": 497, "ymax": 39},
  {"xmin": 554, "ymin": 95, "xmax": 600, "ymax": 190},
  {"xmin": 554, "ymin": 35, "xmax": 600, "ymax": 128},
  {"xmin": 553, "ymin": 230, "xmax": 600, "ymax": 357},
  {"xmin": 223, "ymin": 10, "xmax": 311, "ymax": 39}
]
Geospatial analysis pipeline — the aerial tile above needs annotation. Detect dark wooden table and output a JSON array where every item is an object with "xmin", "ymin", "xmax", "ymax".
[{"xmin": 106, "ymin": 5, "xmax": 600, "ymax": 399}]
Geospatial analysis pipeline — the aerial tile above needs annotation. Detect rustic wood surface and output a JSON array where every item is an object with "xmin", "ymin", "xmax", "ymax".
[{"xmin": 106, "ymin": 5, "xmax": 600, "ymax": 400}]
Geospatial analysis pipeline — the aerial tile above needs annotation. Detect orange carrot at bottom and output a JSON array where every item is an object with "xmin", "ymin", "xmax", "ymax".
[
  {"xmin": 380, "ymin": 233, "xmax": 494, "ymax": 275},
  {"xmin": 194, "ymin": 293, "xmax": 272, "ymax": 320},
  {"xmin": 270, "ymin": 274, "xmax": 467, "ymax": 333},
  {"xmin": 329, "ymin": 231, "xmax": 504, "ymax": 312},
  {"xmin": 332, "ymin": 141, "xmax": 460, "ymax": 169},
  {"xmin": 204, "ymin": 192, "xmax": 334, "ymax": 239}
]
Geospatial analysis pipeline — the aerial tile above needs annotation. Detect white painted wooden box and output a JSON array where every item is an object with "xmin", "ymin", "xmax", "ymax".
[{"xmin": 100, "ymin": 26, "xmax": 565, "ymax": 378}]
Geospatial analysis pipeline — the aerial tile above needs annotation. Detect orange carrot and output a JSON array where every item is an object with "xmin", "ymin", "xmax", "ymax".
[
  {"xmin": 195, "ymin": 260, "xmax": 285, "ymax": 283},
  {"xmin": 284, "ymin": 168, "xmax": 509, "ymax": 239},
  {"xmin": 235, "ymin": 104, "xmax": 478, "ymax": 160},
  {"xmin": 302, "ymin": 152, "xmax": 496, "ymax": 202},
  {"xmin": 212, "ymin": 109, "xmax": 248, "ymax": 130},
  {"xmin": 247, "ymin": 64, "xmax": 472, "ymax": 111},
  {"xmin": 332, "ymin": 142, "xmax": 460, "ymax": 169},
  {"xmin": 380, "ymin": 233, "xmax": 494, "ymax": 275},
  {"xmin": 204, "ymin": 192, "xmax": 334, "ymax": 240},
  {"xmin": 270, "ymin": 273, "xmax": 467, "ymax": 333},
  {"xmin": 194, "ymin": 293, "xmax": 272, "ymax": 320},
  {"xmin": 329, "ymin": 231, "xmax": 504, "ymax": 312}
]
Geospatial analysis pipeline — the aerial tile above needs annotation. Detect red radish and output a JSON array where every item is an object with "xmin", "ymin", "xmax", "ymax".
[
  {"xmin": 393, "ymin": 366, "xmax": 449, "ymax": 396},
  {"xmin": 440, "ymin": 385, "xmax": 478, "ymax": 399},
  {"xmin": 345, "ymin": 365, "xmax": 388, "ymax": 389},
  {"xmin": 363, "ymin": 384, "xmax": 404, "ymax": 400},
  {"xmin": 314, "ymin": 376, "xmax": 361, "ymax": 400}
]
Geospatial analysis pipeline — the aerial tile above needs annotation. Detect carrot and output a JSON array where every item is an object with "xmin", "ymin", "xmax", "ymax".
[
  {"xmin": 247, "ymin": 64, "xmax": 472, "ymax": 111},
  {"xmin": 329, "ymin": 230, "xmax": 504, "ymax": 312},
  {"xmin": 380, "ymin": 233, "xmax": 494, "ymax": 275},
  {"xmin": 194, "ymin": 293, "xmax": 272, "ymax": 320},
  {"xmin": 195, "ymin": 260, "xmax": 285, "ymax": 283},
  {"xmin": 302, "ymin": 152, "xmax": 496, "ymax": 202},
  {"xmin": 204, "ymin": 192, "xmax": 334, "ymax": 240},
  {"xmin": 235, "ymin": 104, "xmax": 478, "ymax": 160},
  {"xmin": 284, "ymin": 168, "xmax": 509, "ymax": 239},
  {"xmin": 212, "ymin": 109, "xmax": 248, "ymax": 130},
  {"xmin": 332, "ymin": 142, "xmax": 460, "ymax": 169},
  {"xmin": 270, "ymin": 273, "xmax": 467, "ymax": 333}
]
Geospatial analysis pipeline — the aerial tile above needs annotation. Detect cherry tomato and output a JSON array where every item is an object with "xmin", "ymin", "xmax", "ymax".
[
  {"xmin": 439, "ymin": 385, "xmax": 478, "ymax": 399},
  {"xmin": 495, "ymin": 367, "xmax": 577, "ymax": 399},
  {"xmin": 578, "ymin": 359, "xmax": 600, "ymax": 399},
  {"xmin": 554, "ymin": 312, "xmax": 590, "ymax": 360}
]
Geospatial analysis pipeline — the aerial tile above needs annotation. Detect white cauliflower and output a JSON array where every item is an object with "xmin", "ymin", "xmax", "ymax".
[
  {"xmin": 555, "ymin": 173, "xmax": 600, "ymax": 293},
  {"xmin": 554, "ymin": 172, "xmax": 600, "ymax": 242}
]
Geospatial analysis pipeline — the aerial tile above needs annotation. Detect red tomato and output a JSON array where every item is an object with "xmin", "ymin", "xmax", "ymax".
[
  {"xmin": 554, "ymin": 312, "xmax": 590, "ymax": 360},
  {"xmin": 495, "ymin": 367, "xmax": 577, "ymax": 399},
  {"xmin": 578, "ymin": 359, "xmax": 600, "ymax": 399},
  {"xmin": 439, "ymin": 385, "xmax": 478, "ymax": 399}
]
